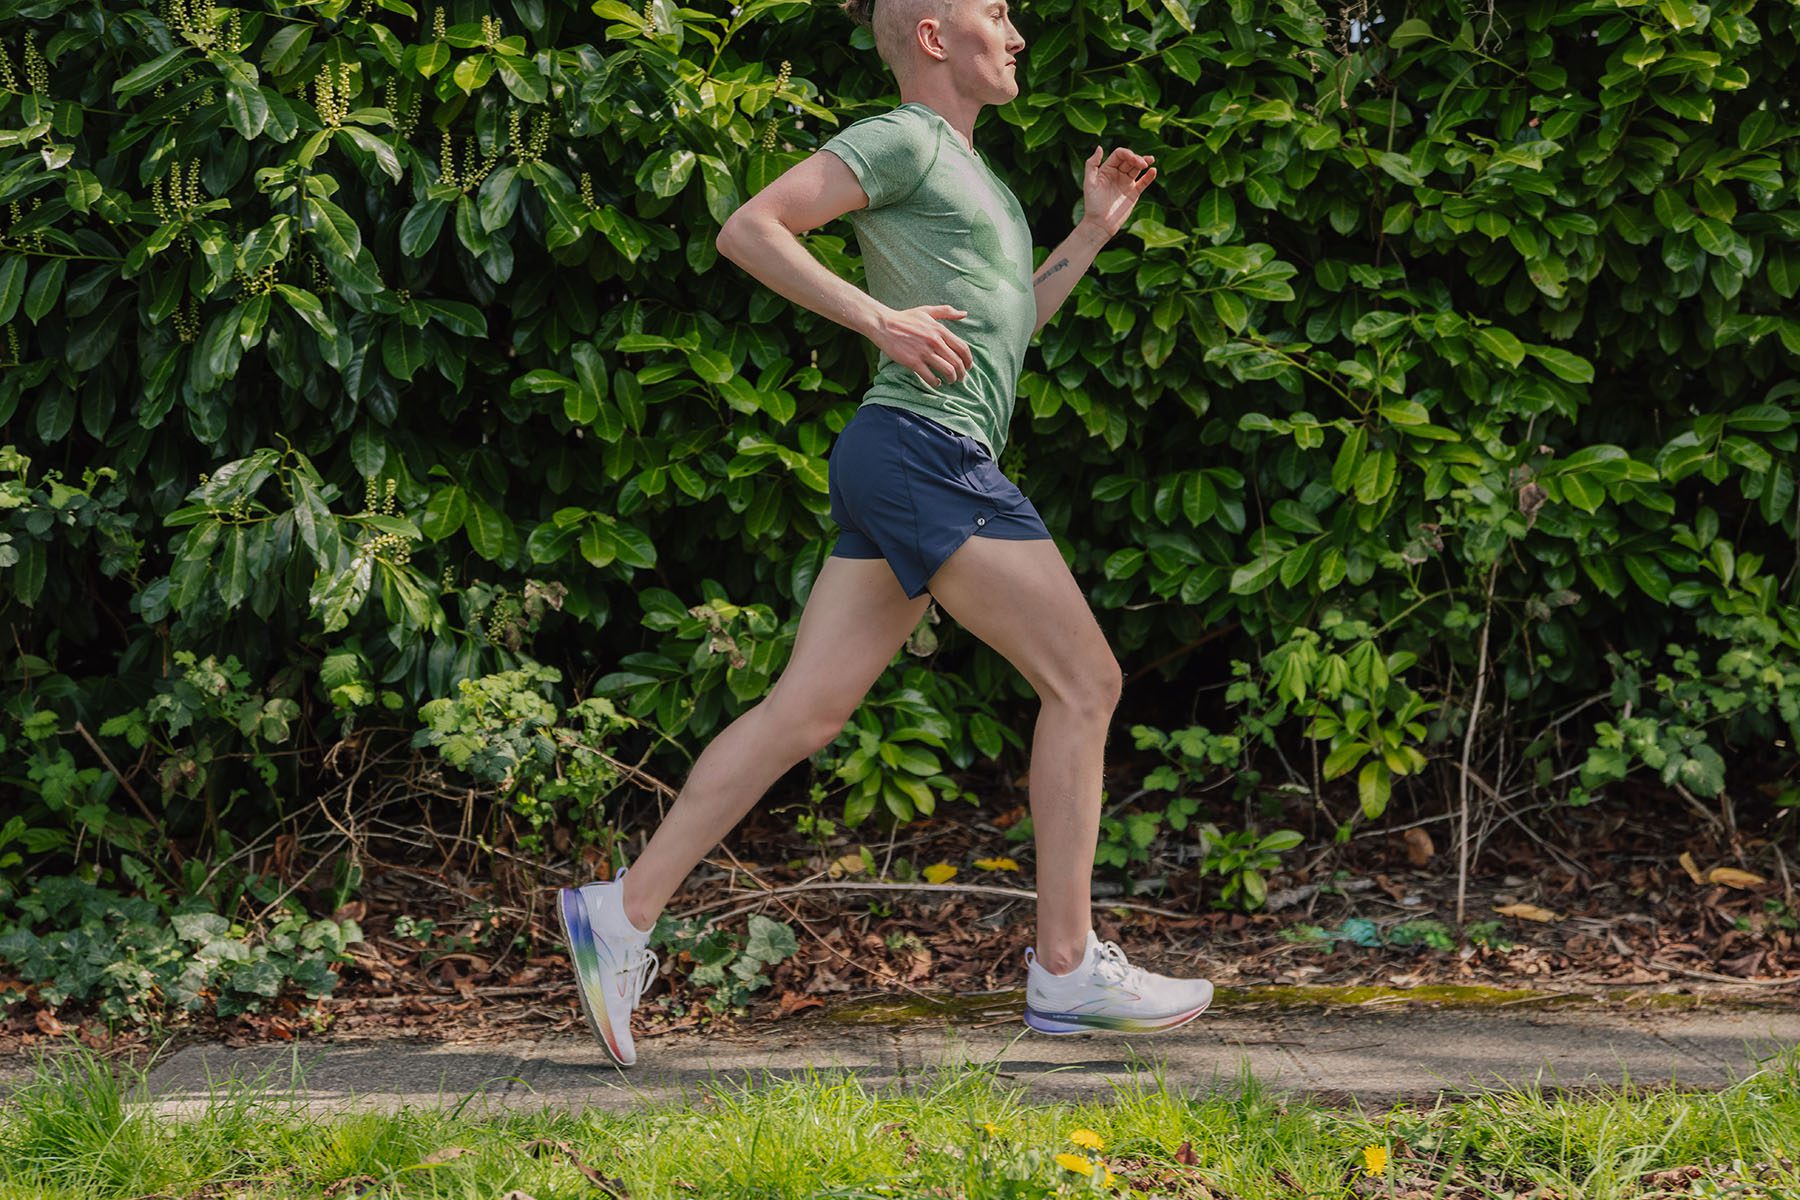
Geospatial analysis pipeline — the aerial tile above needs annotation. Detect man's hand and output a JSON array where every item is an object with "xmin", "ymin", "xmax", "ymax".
[
  {"xmin": 870, "ymin": 303, "xmax": 974, "ymax": 388},
  {"xmin": 1081, "ymin": 145, "xmax": 1158, "ymax": 240}
]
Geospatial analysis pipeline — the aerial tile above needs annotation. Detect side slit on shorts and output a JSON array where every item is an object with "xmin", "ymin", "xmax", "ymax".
[{"xmin": 826, "ymin": 402, "xmax": 1052, "ymax": 600}]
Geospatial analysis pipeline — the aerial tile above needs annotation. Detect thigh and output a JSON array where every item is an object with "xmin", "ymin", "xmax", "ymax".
[
  {"xmin": 764, "ymin": 554, "xmax": 932, "ymax": 727},
  {"xmin": 923, "ymin": 535, "xmax": 1120, "ymax": 709}
]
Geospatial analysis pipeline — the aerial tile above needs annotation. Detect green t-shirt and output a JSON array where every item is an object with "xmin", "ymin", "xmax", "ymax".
[{"xmin": 820, "ymin": 101, "xmax": 1035, "ymax": 462}]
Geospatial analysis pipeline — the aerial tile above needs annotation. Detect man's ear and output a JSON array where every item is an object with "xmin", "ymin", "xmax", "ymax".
[{"xmin": 916, "ymin": 18, "xmax": 949, "ymax": 63}]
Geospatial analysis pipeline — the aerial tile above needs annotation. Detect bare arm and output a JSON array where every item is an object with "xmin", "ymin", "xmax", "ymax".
[
  {"xmin": 1031, "ymin": 146, "xmax": 1159, "ymax": 336},
  {"xmin": 716, "ymin": 150, "xmax": 975, "ymax": 388},
  {"xmin": 1030, "ymin": 218, "xmax": 1111, "ymax": 338},
  {"xmin": 716, "ymin": 213, "xmax": 888, "ymax": 340}
]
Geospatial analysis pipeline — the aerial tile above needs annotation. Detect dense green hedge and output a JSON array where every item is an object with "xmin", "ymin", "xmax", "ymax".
[{"xmin": 3, "ymin": 0, "xmax": 1799, "ymax": 926}]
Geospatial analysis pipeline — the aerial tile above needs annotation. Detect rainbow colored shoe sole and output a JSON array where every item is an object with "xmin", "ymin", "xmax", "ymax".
[
  {"xmin": 557, "ymin": 886, "xmax": 631, "ymax": 1065},
  {"xmin": 1022, "ymin": 995, "xmax": 1212, "ymax": 1035}
]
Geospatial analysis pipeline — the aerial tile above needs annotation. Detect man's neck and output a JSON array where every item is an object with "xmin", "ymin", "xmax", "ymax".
[{"xmin": 896, "ymin": 91, "xmax": 981, "ymax": 155}]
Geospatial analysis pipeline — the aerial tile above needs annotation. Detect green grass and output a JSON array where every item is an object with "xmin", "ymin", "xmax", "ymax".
[{"xmin": 0, "ymin": 1042, "xmax": 1795, "ymax": 1199}]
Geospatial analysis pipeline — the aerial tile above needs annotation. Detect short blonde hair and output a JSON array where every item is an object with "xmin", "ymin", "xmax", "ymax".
[{"xmin": 840, "ymin": 0, "xmax": 958, "ymax": 86}]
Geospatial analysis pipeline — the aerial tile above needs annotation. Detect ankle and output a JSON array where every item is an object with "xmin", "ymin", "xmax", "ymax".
[
  {"xmin": 1036, "ymin": 948, "xmax": 1087, "ymax": 976},
  {"xmin": 617, "ymin": 876, "xmax": 659, "ymax": 935}
]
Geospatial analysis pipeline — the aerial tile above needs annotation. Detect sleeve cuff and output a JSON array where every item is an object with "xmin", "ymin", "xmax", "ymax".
[{"xmin": 820, "ymin": 144, "xmax": 879, "ymax": 209}]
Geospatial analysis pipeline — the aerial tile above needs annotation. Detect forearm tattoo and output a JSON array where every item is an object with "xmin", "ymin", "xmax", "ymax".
[{"xmin": 1034, "ymin": 256, "xmax": 1070, "ymax": 287}]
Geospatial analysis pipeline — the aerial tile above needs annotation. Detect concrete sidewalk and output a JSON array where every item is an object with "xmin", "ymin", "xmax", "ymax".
[{"xmin": 69, "ymin": 994, "xmax": 1800, "ymax": 1117}]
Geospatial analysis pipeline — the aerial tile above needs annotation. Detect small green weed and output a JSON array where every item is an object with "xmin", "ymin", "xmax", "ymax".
[{"xmin": 648, "ymin": 911, "xmax": 799, "ymax": 1016}]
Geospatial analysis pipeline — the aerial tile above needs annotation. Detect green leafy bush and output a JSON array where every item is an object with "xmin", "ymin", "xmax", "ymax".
[
  {"xmin": 413, "ymin": 661, "xmax": 638, "ymax": 854},
  {"xmin": 0, "ymin": 876, "xmax": 359, "ymax": 1023}
]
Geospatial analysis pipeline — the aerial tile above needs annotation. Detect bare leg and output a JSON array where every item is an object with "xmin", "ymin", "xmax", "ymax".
[
  {"xmin": 921, "ymin": 535, "xmax": 1122, "ymax": 975},
  {"xmin": 619, "ymin": 555, "xmax": 930, "ymax": 931},
  {"xmin": 1019, "ymin": 695, "xmax": 1112, "ymax": 973}
]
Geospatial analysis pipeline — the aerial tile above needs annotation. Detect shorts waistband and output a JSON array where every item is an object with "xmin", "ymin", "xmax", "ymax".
[{"xmin": 860, "ymin": 403, "xmax": 974, "ymax": 444}]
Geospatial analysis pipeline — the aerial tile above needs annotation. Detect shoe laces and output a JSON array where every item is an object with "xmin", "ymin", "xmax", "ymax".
[
  {"xmin": 623, "ymin": 945, "xmax": 661, "ymax": 1006},
  {"xmin": 1092, "ymin": 939, "xmax": 1145, "ymax": 990},
  {"xmin": 606, "ymin": 869, "xmax": 659, "ymax": 1005}
]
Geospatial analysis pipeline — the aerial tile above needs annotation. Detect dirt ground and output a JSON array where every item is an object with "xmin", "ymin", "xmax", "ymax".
[{"xmin": 5, "ymin": 768, "xmax": 1792, "ymax": 1064}]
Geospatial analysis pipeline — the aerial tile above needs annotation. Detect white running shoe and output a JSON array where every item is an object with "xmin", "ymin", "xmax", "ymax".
[
  {"xmin": 557, "ymin": 866, "xmax": 660, "ymax": 1067},
  {"xmin": 1023, "ymin": 929, "xmax": 1213, "ymax": 1035}
]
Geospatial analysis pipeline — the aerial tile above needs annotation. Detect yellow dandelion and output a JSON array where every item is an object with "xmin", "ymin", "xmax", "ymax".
[
  {"xmin": 1069, "ymin": 1128, "xmax": 1105, "ymax": 1150},
  {"xmin": 979, "ymin": 1121, "xmax": 1001, "ymax": 1136},
  {"xmin": 1103, "ymin": 1169, "xmax": 1118, "ymax": 1188},
  {"xmin": 1361, "ymin": 1144, "xmax": 1388, "ymax": 1176},
  {"xmin": 922, "ymin": 862, "xmax": 958, "ymax": 884},
  {"xmin": 1055, "ymin": 1152, "xmax": 1096, "ymax": 1176},
  {"xmin": 973, "ymin": 856, "xmax": 1020, "ymax": 872}
]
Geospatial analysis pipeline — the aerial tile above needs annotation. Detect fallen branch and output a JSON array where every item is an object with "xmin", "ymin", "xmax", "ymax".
[
  {"xmin": 330, "ymin": 985, "xmax": 551, "ymax": 1005},
  {"xmin": 1263, "ymin": 876, "xmax": 1376, "ymax": 913},
  {"xmin": 670, "ymin": 879, "xmax": 1202, "ymax": 928},
  {"xmin": 1646, "ymin": 960, "xmax": 1797, "ymax": 988},
  {"xmin": 712, "ymin": 846, "xmax": 949, "ymax": 1005}
]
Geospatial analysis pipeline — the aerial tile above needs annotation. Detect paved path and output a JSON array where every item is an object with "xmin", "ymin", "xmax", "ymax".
[{"xmin": 40, "ymin": 994, "xmax": 1796, "ymax": 1117}]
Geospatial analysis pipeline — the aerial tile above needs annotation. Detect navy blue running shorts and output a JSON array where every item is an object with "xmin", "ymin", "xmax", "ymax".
[{"xmin": 827, "ymin": 401, "xmax": 1052, "ymax": 600}]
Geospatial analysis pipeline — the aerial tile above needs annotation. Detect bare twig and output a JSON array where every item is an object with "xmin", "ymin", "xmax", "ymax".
[
  {"xmin": 1455, "ymin": 561, "xmax": 1500, "ymax": 925},
  {"xmin": 712, "ymin": 846, "xmax": 948, "ymax": 1003},
  {"xmin": 1671, "ymin": 781, "xmax": 1723, "ymax": 832},
  {"xmin": 1465, "ymin": 781, "xmax": 1586, "ymax": 879},
  {"xmin": 199, "ymin": 828, "xmax": 346, "ymax": 897},
  {"xmin": 1264, "ymin": 876, "xmax": 1377, "ymax": 912},
  {"xmin": 331, "ymin": 985, "xmax": 558, "ymax": 1006},
  {"xmin": 73, "ymin": 720, "xmax": 180, "ymax": 865},
  {"xmin": 376, "ymin": 865, "xmax": 528, "ymax": 916},
  {"xmin": 1347, "ymin": 811, "xmax": 1457, "ymax": 843},
  {"xmin": 1647, "ymin": 960, "xmax": 1796, "ymax": 988},
  {"xmin": 249, "ymin": 845, "xmax": 338, "ymax": 927},
  {"xmin": 1544, "ymin": 690, "xmax": 1610, "ymax": 733},
  {"xmin": 670, "ymin": 879, "xmax": 1200, "ymax": 928},
  {"xmin": 1123, "ymin": 622, "xmax": 1241, "ymax": 686},
  {"xmin": 362, "ymin": 817, "xmax": 559, "ymax": 876},
  {"xmin": 1497, "ymin": 761, "xmax": 1586, "ymax": 802}
]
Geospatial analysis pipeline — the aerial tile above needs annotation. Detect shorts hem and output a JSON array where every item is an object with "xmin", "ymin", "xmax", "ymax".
[
  {"xmin": 915, "ymin": 517, "xmax": 988, "ymax": 597},
  {"xmin": 973, "ymin": 529, "xmax": 1053, "ymax": 541}
]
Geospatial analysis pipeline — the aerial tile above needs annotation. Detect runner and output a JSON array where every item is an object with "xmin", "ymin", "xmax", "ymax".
[{"xmin": 559, "ymin": 0, "xmax": 1211, "ymax": 1067}]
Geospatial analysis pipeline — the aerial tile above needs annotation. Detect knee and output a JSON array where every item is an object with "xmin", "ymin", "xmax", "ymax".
[
  {"xmin": 1093, "ymin": 658, "xmax": 1124, "ymax": 713},
  {"xmin": 762, "ymin": 699, "xmax": 850, "ymax": 759},
  {"xmin": 799, "ymin": 716, "xmax": 851, "ymax": 757},
  {"xmin": 1046, "ymin": 658, "xmax": 1122, "ymax": 721}
]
